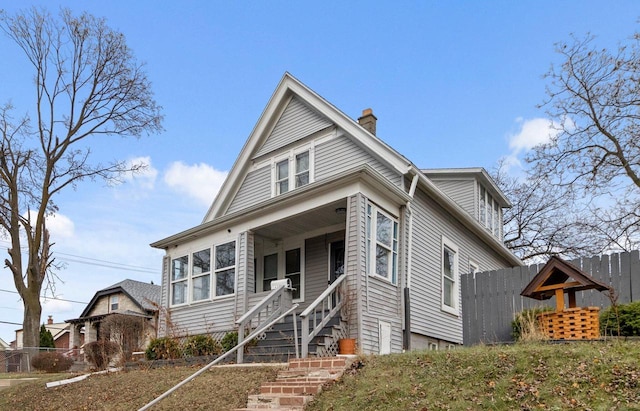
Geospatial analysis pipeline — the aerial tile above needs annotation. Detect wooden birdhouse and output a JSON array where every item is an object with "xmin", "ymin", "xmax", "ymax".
[{"xmin": 520, "ymin": 256, "xmax": 611, "ymax": 340}]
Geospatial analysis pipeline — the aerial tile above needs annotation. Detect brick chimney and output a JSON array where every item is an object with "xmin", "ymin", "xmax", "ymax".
[
  {"xmin": 358, "ymin": 108, "xmax": 377, "ymax": 136},
  {"xmin": 47, "ymin": 315, "xmax": 53, "ymax": 325}
]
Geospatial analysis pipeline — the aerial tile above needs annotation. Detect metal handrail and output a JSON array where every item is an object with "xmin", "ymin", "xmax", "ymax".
[
  {"xmin": 299, "ymin": 275, "xmax": 346, "ymax": 357},
  {"xmin": 138, "ymin": 304, "xmax": 298, "ymax": 411}
]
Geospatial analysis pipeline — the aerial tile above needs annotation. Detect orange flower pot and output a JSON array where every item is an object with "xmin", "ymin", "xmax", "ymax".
[{"xmin": 338, "ymin": 338, "xmax": 356, "ymax": 355}]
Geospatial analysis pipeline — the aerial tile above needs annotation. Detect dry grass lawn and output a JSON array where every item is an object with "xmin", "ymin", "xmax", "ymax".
[{"xmin": 0, "ymin": 364, "xmax": 281, "ymax": 410}]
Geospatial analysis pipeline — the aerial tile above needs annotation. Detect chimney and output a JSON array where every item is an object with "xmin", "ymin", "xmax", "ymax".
[
  {"xmin": 358, "ymin": 108, "xmax": 377, "ymax": 136},
  {"xmin": 47, "ymin": 315, "xmax": 53, "ymax": 325}
]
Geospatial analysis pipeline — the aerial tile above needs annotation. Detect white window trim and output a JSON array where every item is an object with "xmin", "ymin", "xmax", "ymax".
[
  {"xmin": 366, "ymin": 202, "xmax": 399, "ymax": 285},
  {"xmin": 270, "ymin": 143, "xmax": 314, "ymax": 197},
  {"xmin": 441, "ymin": 236, "xmax": 459, "ymax": 316},
  {"xmin": 169, "ymin": 239, "xmax": 237, "ymax": 307},
  {"xmin": 213, "ymin": 241, "xmax": 237, "ymax": 299},
  {"xmin": 254, "ymin": 241, "xmax": 305, "ymax": 303}
]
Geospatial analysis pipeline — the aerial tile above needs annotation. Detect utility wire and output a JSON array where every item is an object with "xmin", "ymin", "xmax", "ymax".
[{"xmin": 0, "ymin": 288, "xmax": 88, "ymax": 304}]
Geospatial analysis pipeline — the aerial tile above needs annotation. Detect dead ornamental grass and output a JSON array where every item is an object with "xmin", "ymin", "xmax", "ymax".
[{"xmin": 0, "ymin": 365, "xmax": 281, "ymax": 411}]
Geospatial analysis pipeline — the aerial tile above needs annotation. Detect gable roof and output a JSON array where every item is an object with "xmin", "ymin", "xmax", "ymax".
[
  {"xmin": 153, "ymin": 73, "xmax": 522, "ymax": 267},
  {"xmin": 75, "ymin": 279, "xmax": 161, "ymax": 319},
  {"xmin": 422, "ymin": 167, "xmax": 512, "ymax": 207},
  {"xmin": 520, "ymin": 256, "xmax": 611, "ymax": 300},
  {"xmin": 203, "ymin": 72, "xmax": 412, "ymax": 222}
]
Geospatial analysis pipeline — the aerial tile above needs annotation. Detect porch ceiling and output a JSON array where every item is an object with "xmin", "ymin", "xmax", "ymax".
[{"xmin": 253, "ymin": 199, "xmax": 347, "ymax": 240}]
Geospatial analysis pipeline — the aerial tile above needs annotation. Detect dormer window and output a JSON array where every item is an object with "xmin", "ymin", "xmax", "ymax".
[
  {"xmin": 272, "ymin": 145, "xmax": 313, "ymax": 196},
  {"xmin": 478, "ymin": 184, "xmax": 502, "ymax": 238}
]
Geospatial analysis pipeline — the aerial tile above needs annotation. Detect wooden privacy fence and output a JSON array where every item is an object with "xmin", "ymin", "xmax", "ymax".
[{"xmin": 461, "ymin": 250, "xmax": 640, "ymax": 345}]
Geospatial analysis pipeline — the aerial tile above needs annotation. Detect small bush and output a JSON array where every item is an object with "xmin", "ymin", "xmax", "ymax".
[
  {"xmin": 31, "ymin": 351, "xmax": 73, "ymax": 373},
  {"xmin": 85, "ymin": 340, "xmax": 120, "ymax": 370},
  {"xmin": 183, "ymin": 334, "xmax": 223, "ymax": 357},
  {"xmin": 220, "ymin": 331, "xmax": 238, "ymax": 352},
  {"xmin": 145, "ymin": 337, "xmax": 182, "ymax": 360},
  {"xmin": 512, "ymin": 307, "xmax": 553, "ymax": 341},
  {"xmin": 601, "ymin": 301, "xmax": 640, "ymax": 337}
]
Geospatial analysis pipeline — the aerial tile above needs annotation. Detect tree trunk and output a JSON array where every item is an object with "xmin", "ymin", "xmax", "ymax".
[{"xmin": 21, "ymin": 288, "xmax": 42, "ymax": 372}]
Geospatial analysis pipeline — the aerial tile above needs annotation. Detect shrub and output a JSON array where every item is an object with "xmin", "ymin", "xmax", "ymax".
[
  {"xmin": 512, "ymin": 307, "xmax": 553, "ymax": 341},
  {"xmin": 31, "ymin": 351, "xmax": 73, "ymax": 373},
  {"xmin": 183, "ymin": 334, "xmax": 223, "ymax": 357},
  {"xmin": 220, "ymin": 331, "xmax": 238, "ymax": 352},
  {"xmin": 600, "ymin": 301, "xmax": 640, "ymax": 337},
  {"xmin": 85, "ymin": 340, "xmax": 120, "ymax": 370},
  {"xmin": 145, "ymin": 337, "xmax": 182, "ymax": 360}
]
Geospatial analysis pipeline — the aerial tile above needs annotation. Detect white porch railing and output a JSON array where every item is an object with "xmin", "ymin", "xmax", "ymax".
[
  {"xmin": 299, "ymin": 274, "xmax": 346, "ymax": 358},
  {"xmin": 235, "ymin": 284, "xmax": 294, "ymax": 363}
]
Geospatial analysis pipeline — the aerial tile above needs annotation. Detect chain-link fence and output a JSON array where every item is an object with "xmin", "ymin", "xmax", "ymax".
[{"xmin": 1, "ymin": 347, "xmax": 83, "ymax": 373}]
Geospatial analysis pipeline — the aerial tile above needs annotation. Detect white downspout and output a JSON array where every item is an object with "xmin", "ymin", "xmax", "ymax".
[{"xmin": 406, "ymin": 173, "xmax": 419, "ymax": 289}]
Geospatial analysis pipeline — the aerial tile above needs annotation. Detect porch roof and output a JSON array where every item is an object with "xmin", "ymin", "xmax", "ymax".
[{"xmin": 151, "ymin": 164, "xmax": 410, "ymax": 249}]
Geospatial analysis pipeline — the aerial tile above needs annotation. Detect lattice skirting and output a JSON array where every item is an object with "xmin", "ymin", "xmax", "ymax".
[{"xmin": 316, "ymin": 320, "xmax": 349, "ymax": 357}]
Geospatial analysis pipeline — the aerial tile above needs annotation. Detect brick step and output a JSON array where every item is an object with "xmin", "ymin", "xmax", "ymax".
[
  {"xmin": 260, "ymin": 381, "xmax": 324, "ymax": 395},
  {"xmin": 246, "ymin": 393, "xmax": 311, "ymax": 408}
]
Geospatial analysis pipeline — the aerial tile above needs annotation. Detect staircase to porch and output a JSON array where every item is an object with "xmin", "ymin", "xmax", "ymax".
[{"xmin": 244, "ymin": 312, "xmax": 348, "ymax": 363}]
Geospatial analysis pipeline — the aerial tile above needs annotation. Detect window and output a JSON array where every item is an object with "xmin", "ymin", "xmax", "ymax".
[
  {"xmin": 366, "ymin": 203, "xmax": 398, "ymax": 284},
  {"xmin": 275, "ymin": 159, "xmax": 289, "ymax": 195},
  {"xmin": 192, "ymin": 249, "xmax": 211, "ymax": 301},
  {"xmin": 441, "ymin": 237, "xmax": 459, "ymax": 315},
  {"xmin": 478, "ymin": 184, "xmax": 502, "ymax": 238},
  {"xmin": 273, "ymin": 147, "xmax": 312, "ymax": 196},
  {"xmin": 263, "ymin": 253, "xmax": 278, "ymax": 292},
  {"xmin": 285, "ymin": 248, "xmax": 301, "ymax": 300},
  {"xmin": 110, "ymin": 295, "xmax": 119, "ymax": 311},
  {"xmin": 295, "ymin": 152, "xmax": 309, "ymax": 188},
  {"xmin": 171, "ymin": 255, "xmax": 188, "ymax": 305},
  {"xmin": 214, "ymin": 241, "xmax": 236, "ymax": 297}
]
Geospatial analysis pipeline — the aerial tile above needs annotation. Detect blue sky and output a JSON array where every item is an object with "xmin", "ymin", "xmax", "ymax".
[{"xmin": 0, "ymin": 1, "xmax": 638, "ymax": 344}]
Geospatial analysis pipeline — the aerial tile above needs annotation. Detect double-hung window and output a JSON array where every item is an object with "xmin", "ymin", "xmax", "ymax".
[
  {"xmin": 273, "ymin": 147, "xmax": 312, "ymax": 196},
  {"xmin": 285, "ymin": 248, "xmax": 301, "ymax": 300},
  {"xmin": 214, "ymin": 241, "xmax": 236, "ymax": 297},
  {"xmin": 110, "ymin": 295, "xmax": 119, "ymax": 311},
  {"xmin": 441, "ymin": 237, "xmax": 459, "ymax": 315},
  {"xmin": 192, "ymin": 249, "xmax": 211, "ymax": 301},
  {"xmin": 366, "ymin": 203, "xmax": 398, "ymax": 284},
  {"xmin": 171, "ymin": 256, "xmax": 188, "ymax": 305}
]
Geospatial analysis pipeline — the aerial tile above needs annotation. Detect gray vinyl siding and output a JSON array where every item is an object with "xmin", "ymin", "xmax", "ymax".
[
  {"xmin": 227, "ymin": 166, "xmax": 271, "ymax": 215},
  {"xmin": 430, "ymin": 179, "xmax": 476, "ymax": 217},
  {"xmin": 315, "ymin": 135, "xmax": 402, "ymax": 187},
  {"xmin": 361, "ymin": 314, "xmax": 403, "ymax": 354},
  {"xmin": 408, "ymin": 187, "xmax": 512, "ymax": 344},
  {"xmin": 166, "ymin": 299, "xmax": 236, "ymax": 335},
  {"xmin": 158, "ymin": 256, "xmax": 170, "ymax": 338},
  {"xmin": 345, "ymin": 194, "xmax": 364, "ymax": 343},
  {"xmin": 301, "ymin": 231, "xmax": 345, "ymax": 312},
  {"xmin": 235, "ymin": 231, "xmax": 252, "ymax": 320},
  {"xmin": 254, "ymin": 96, "xmax": 332, "ymax": 158}
]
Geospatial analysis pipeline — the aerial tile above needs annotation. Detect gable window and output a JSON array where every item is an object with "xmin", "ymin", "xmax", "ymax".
[
  {"xmin": 275, "ymin": 159, "xmax": 289, "ymax": 195},
  {"xmin": 366, "ymin": 203, "xmax": 398, "ymax": 284},
  {"xmin": 442, "ymin": 237, "xmax": 459, "ymax": 315},
  {"xmin": 192, "ymin": 249, "xmax": 211, "ymax": 301},
  {"xmin": 214, "ymin": 241, "xmax": 236, "ymax": 297},
  {"xmin": 171, "ymin": 255, "xmax": 188, "ymax": 305},
  {"xmin": 272, "ymin": 146, "xmax": 313, "ymax": 196},
  {"xmin": 110, "ymin": 295, "xmax": 119, "ymax": 311}
]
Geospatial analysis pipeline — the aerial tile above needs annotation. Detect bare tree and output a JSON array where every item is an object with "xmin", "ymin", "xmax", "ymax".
[
  {"xmin": 0, "ymin": 8, "xmax": 162, "ymax": 352},
  {"xmin": 493, "ymin": 162, "xmax": 607, "ymax": 262},
  {"xmin": 528, "ymin": 31, "xmax": 640, "ymax": 252}
]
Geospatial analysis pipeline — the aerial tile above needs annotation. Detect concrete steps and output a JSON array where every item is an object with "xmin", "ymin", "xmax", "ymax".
[{"xmin": 233, "ymin": 357, "xmax": 350, "ymax": 410}]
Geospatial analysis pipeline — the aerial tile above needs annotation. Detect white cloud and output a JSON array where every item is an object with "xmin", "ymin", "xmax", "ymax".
[
  {"xmin": 46, "ymin": 213, "xmax": 75, "ymax": 239},
  {"xmin": 503, "ymin": 117, "xmax": 565, "ymax": 172},
  {"xmin": 164, "ymin": 161, "xmax": 228, "ymax": 206},
  {"xmin": 123, "ymin": 156, "xmax": 158, "ymax": 190}
]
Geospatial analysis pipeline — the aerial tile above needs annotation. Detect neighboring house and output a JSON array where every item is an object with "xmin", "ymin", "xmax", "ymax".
[
  {"xmin": 67, "ymin": 279, "xmax": 161, "ymax": 353},
  {"xmin": 0, "ymin": 337, "xmax": 9, "ymax": 351},
  {"xmin": 14, "ymin": 316, "xmax": 70, "ymax": 350},
  {"xmin": 151, "ymin": 73, "xmax": 523, "ymax": 356}
]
